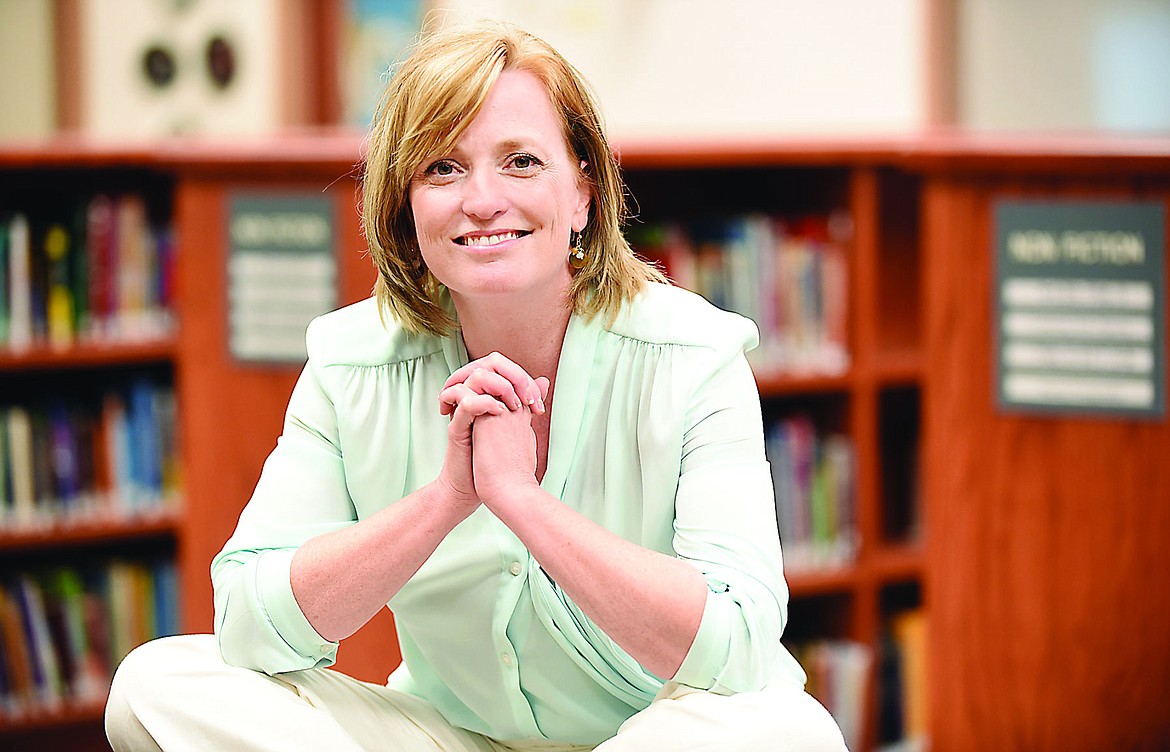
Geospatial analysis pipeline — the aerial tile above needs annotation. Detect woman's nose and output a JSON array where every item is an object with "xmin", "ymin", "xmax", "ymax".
[{"xmin": 461, "ymin": 170, "xmax": 508, "ymax": 219}]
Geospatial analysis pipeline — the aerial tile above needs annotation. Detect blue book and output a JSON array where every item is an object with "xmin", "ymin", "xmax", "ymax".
[
  {"xmin": 16, "ymin": 575, "xmax": 62, "ymax": 708},
  {"xmin": 127, "ymin": 379, "xmax": 162, "ymax": 508},
  {"xmin": 152, "ymin": 559, "xmax": 179, "ymax": 638},
  {"xmin": 48, "ymin": 401, "xmax": 81, "ymax": 519}
]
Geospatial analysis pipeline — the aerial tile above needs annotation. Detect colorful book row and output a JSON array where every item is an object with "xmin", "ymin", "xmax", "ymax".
[
  {"xmin": 632, "ymin": 214, "xmax": 849, "ymax": 375},
  {"xmin": 768, "ymin": 416, "xmax": 857, "ymax": 573},
  {"xmin": 0, "ymin": 194, "xmax": 175, "ymax": 352},
  {"xmin": 0, "ymin": 559, "xmax": 178, "ymax": 720},
  {"xmin": 0, "ymin": 379, "xmax": 180, "ymax": 530},
  {"xmin": 788, "ymin": 639, "xmax": 872, "ymax": 752}
]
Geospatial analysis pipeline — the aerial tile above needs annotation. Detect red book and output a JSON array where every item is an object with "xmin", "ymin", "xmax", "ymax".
[{"xmin": 85, "ymin": 195, "xmax": 116, "ymax": 340}]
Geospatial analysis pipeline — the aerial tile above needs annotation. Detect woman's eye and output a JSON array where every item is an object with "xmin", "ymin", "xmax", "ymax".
[
  {"xmin": 429, "ymin": 161, "xmax": 455, "ymax": 176},
  {"xmin": 510, "ymin": 154, "xmax": 541, "ymax": 170}
]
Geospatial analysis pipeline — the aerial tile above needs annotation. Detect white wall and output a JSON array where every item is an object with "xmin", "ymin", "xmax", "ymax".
[
  {"xmin": 0, "ymin": 0, "xmax": 56, "ymax": 139},
  {"xmin": 429, "ymin": 0, "xmax": 931, "ymax": 141},
  {"xmin": 959, "ymin": 0, "xmax": 1170, "ymax": 132}
]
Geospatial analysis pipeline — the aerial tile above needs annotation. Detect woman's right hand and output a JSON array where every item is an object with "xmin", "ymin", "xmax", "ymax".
[
  {"xmin": 435, "ymin": 353, "xmax": 549, "ymax": 514},
  {"xmin": 440, "ymin": 352, "xmax": 547, "ymax": 416}
]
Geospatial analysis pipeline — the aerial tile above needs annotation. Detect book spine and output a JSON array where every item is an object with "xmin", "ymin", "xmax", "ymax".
[
  {"xmin": 0, "ymin": 216, "xmax": 10, "ymax": 347},
  {"xmin": 127, "ymin": 379, "xmax": 162, "ymax": 510},
  {"xmin": 47, "ymin": 401, "xmax": 81, "ymax": 520},
  {"xmin": 44, "ymin": 223, "xmax": 75, "ymax": 349},
  {"xmin": 0, "ymin": 584, "xmax": 35, "ymax": 716},
  {"xmin": 0, "ymin": 411, "xmax": 10, "ymax": 527},
  {"xmin": 7, "ymin": 214, "xmax": 32, "ymax": 352},
  {"xmin": 102, "ymin": 392, "xmax": 131, "ymax": 516},
  {"xmin": 6, "ymin": 406, "xmax": 36, "ymax": 528},
  {"xmin": 86, "ymin": 195, "xmax": 115, "ymax": 341},
  {"xmin": 16, "ymin": 575, "xmax": 62, "ymax": 709}
]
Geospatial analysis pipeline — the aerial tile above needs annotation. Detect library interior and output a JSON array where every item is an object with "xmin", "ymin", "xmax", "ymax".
[{"xmin": 0, "ymin": 1, "xmax": 1168, "ymax": 750}]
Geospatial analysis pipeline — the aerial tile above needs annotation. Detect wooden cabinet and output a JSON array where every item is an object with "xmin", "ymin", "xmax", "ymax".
[
  {"xmin": 916, "ymin": 138, "xmax": 1170, "ymax": 751},
  {"xmin": 3, "ymin": 133, "xmax": 1167, "ymax": 751}
]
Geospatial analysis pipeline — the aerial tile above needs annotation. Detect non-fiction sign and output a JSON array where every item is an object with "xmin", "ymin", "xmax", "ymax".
[
  {"xmin": 227, "ymin": 193, "xmax": 337, "ymax": 363},
  {"xmin": 995, "ymin": 199, "xmax": 1165, "ymax": 418}
]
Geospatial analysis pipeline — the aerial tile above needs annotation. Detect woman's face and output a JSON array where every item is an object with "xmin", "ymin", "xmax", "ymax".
[{"xmin": 409, "ymin": 68, "xmax": 591, "ymax": 310}]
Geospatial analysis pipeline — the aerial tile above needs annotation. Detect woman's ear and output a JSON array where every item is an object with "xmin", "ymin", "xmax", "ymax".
[{"xmin": 574, "ymin": 161, "xmax": 592, "ymax": 232}]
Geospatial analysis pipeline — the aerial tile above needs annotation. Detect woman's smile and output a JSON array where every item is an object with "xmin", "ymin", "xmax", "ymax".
[{"xmin": 455, "ymin": 230, "xmax": 531, "ymax": 248}]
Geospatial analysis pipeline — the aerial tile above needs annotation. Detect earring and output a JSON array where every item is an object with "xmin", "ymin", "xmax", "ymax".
[{"xmin": 568, "ymin": 231, "xmax": 587, "ymax": 270}]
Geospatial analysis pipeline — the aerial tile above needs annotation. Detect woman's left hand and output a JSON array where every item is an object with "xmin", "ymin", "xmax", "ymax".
[
  {"xmin": 469, "ymin": 406, "xmax": 541, "ymax": 506},
  {"xmin": 440, "ymin": 352, "xmax": 549, "ymax": 416}
]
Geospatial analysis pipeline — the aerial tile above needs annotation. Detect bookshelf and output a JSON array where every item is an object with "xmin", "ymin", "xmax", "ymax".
[
  {"xmin": 0, "ymin": 136, "xmax": 922, "ymax": 750},
  {"xmin": 619, "ymin": 144, "xmax": 926, "ymax": 750},
  {"xmin": 0, "ymin": 154, "xmax": 181, "ymax": 751},
  {"xmin": 3, "ymin": 133, "xmax": 1166, "ymax": 751}
]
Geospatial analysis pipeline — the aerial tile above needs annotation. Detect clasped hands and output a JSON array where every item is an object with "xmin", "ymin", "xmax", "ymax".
[{"xmin": 436, "ymin": 352, "xmax": 551, "ymax": 514}]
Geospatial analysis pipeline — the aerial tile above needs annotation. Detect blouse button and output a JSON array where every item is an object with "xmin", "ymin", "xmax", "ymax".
[
  {"xmin": 502, "ymin": 652, "xmax": 513, "ymax": 667},
  {"xmin": 509, "ymin": 561, "xmax": 523, "ymax": 576}
]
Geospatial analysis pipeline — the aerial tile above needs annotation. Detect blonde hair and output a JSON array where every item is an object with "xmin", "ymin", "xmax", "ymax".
[{"xmin": 362, "ymin": 19, "xmax": 665, "ymax": 336}]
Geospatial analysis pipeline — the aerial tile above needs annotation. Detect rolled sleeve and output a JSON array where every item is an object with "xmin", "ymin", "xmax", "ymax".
[
  {"xmin": 670, "ymin": 584, "xmax": 732, "ymax": 690},
  {"xmin": 671, "ymin": 461, "xmax": 786, "ymax": 692},
  {"xmin": 215, "ymin": 549, "xmax": 338, "ymax": 673},
  {"xmin": 669, "ymin": 349, "xmax": 790, "ymax": 693},
  {"xmin": 211, "ymin": 359, "xmax": 355, "ymax": 674}
]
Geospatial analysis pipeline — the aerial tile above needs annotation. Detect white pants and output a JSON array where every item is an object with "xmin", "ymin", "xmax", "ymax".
[{"xmin": 106, "ymin": 635, "xmax": 847, "ymax": 752}]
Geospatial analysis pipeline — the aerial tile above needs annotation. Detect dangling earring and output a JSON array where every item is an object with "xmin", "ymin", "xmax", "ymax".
[{"xmin": 568, "ymin": 231, "xmax": 587, "ymax": 270}]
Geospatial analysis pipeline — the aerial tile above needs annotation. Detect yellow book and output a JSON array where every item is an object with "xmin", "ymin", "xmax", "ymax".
[
  {"xmin": 44, "ymin": 223, "xmax": 75, "ymax": 349},
  {"xmin": 892, "ymin": 608, "xmax": 928, "ymax": 741}
]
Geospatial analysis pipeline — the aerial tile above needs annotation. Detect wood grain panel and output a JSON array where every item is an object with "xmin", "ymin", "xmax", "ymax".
[
  {"xmin": 174, "ymin": 174, "xmax": 397, "ymax": 682},
  {"xmin": 923, "ymin": 176, "xmax": 1170, "ymax": 750},
  {"xmin": 174, "ymin": 178, "xmax": 303, "ymax": 634}
]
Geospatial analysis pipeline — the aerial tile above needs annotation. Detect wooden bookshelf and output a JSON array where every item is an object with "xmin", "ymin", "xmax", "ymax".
[
  {"xmin": 0, "ymin": 513, "xmax": 179, "ymax": 555},
  {"xmin": 3, "ymin": 132, "xmax": 1167, "ymax": 750},
  {"xmin": 0, "ymin": 150, "xmax": 182, "ymax": 748},
  {"xmin": 0, "ymin": 698, "xmax": 111, "ymax": 752},
  {"xmin": 0, "ymin": 341, "xmax": 174, "ymax": 371},
  {"xmin": 916, "ymin": 137, "xmax": 1170, "ymax": 751},
  {"xmin": 0, "ymin": 135, "xmax": 919, "ymax": 750}
]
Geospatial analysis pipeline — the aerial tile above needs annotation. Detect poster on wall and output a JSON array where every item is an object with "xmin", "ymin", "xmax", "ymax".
[
  {"xmin": 994, "ymin": 199, "xmax": 1166, "ymax": 418},
  {"xmin": 227, "ymin": 193, "xmax": 337, "ymax": 364}
]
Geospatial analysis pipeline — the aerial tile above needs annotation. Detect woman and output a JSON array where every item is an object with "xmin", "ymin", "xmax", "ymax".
[{"xmin": 106, "ymin": 20, "xmax": 847, "ymax": 752}]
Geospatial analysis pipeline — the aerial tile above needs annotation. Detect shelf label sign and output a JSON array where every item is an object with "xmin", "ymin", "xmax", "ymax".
[
  {"xmin": 994, "ymin": 199, "xmax": 1165, "ymax": 418},
  {"xmin": 227, "ymin": 193, "xmax": 338, "ymax": 364}
]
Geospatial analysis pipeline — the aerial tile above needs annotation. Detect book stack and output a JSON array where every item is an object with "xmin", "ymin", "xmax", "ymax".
[
  {"xmin": 0, "ymin": 559, "xmax": 178, "ymax": 719},
  {"xmin": 0, "ymin": 194, "xmax": 175, "ymax": 352},
  {"xmin": 631, "ymin": 214, "xmax": 849, "ymax": 375},
  {"xmin": 0, "ymin": 379, "xmax": 180, "ymax": 530},
  {"xmin": 876, "ymin": 608, "xmax": 929, "ymax": 751},
  {"xmin": 788, "ymin": 639, "xmax": 873, "ymax": 751},
  {"xmin": 767, "ymin": 416, "xmax": 857, "ymax": 572}
]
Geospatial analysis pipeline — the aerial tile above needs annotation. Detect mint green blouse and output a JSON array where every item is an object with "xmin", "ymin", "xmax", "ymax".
[{"xmin": 211, "ymin": 283, "xmax": 806, "ymax": 745}]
